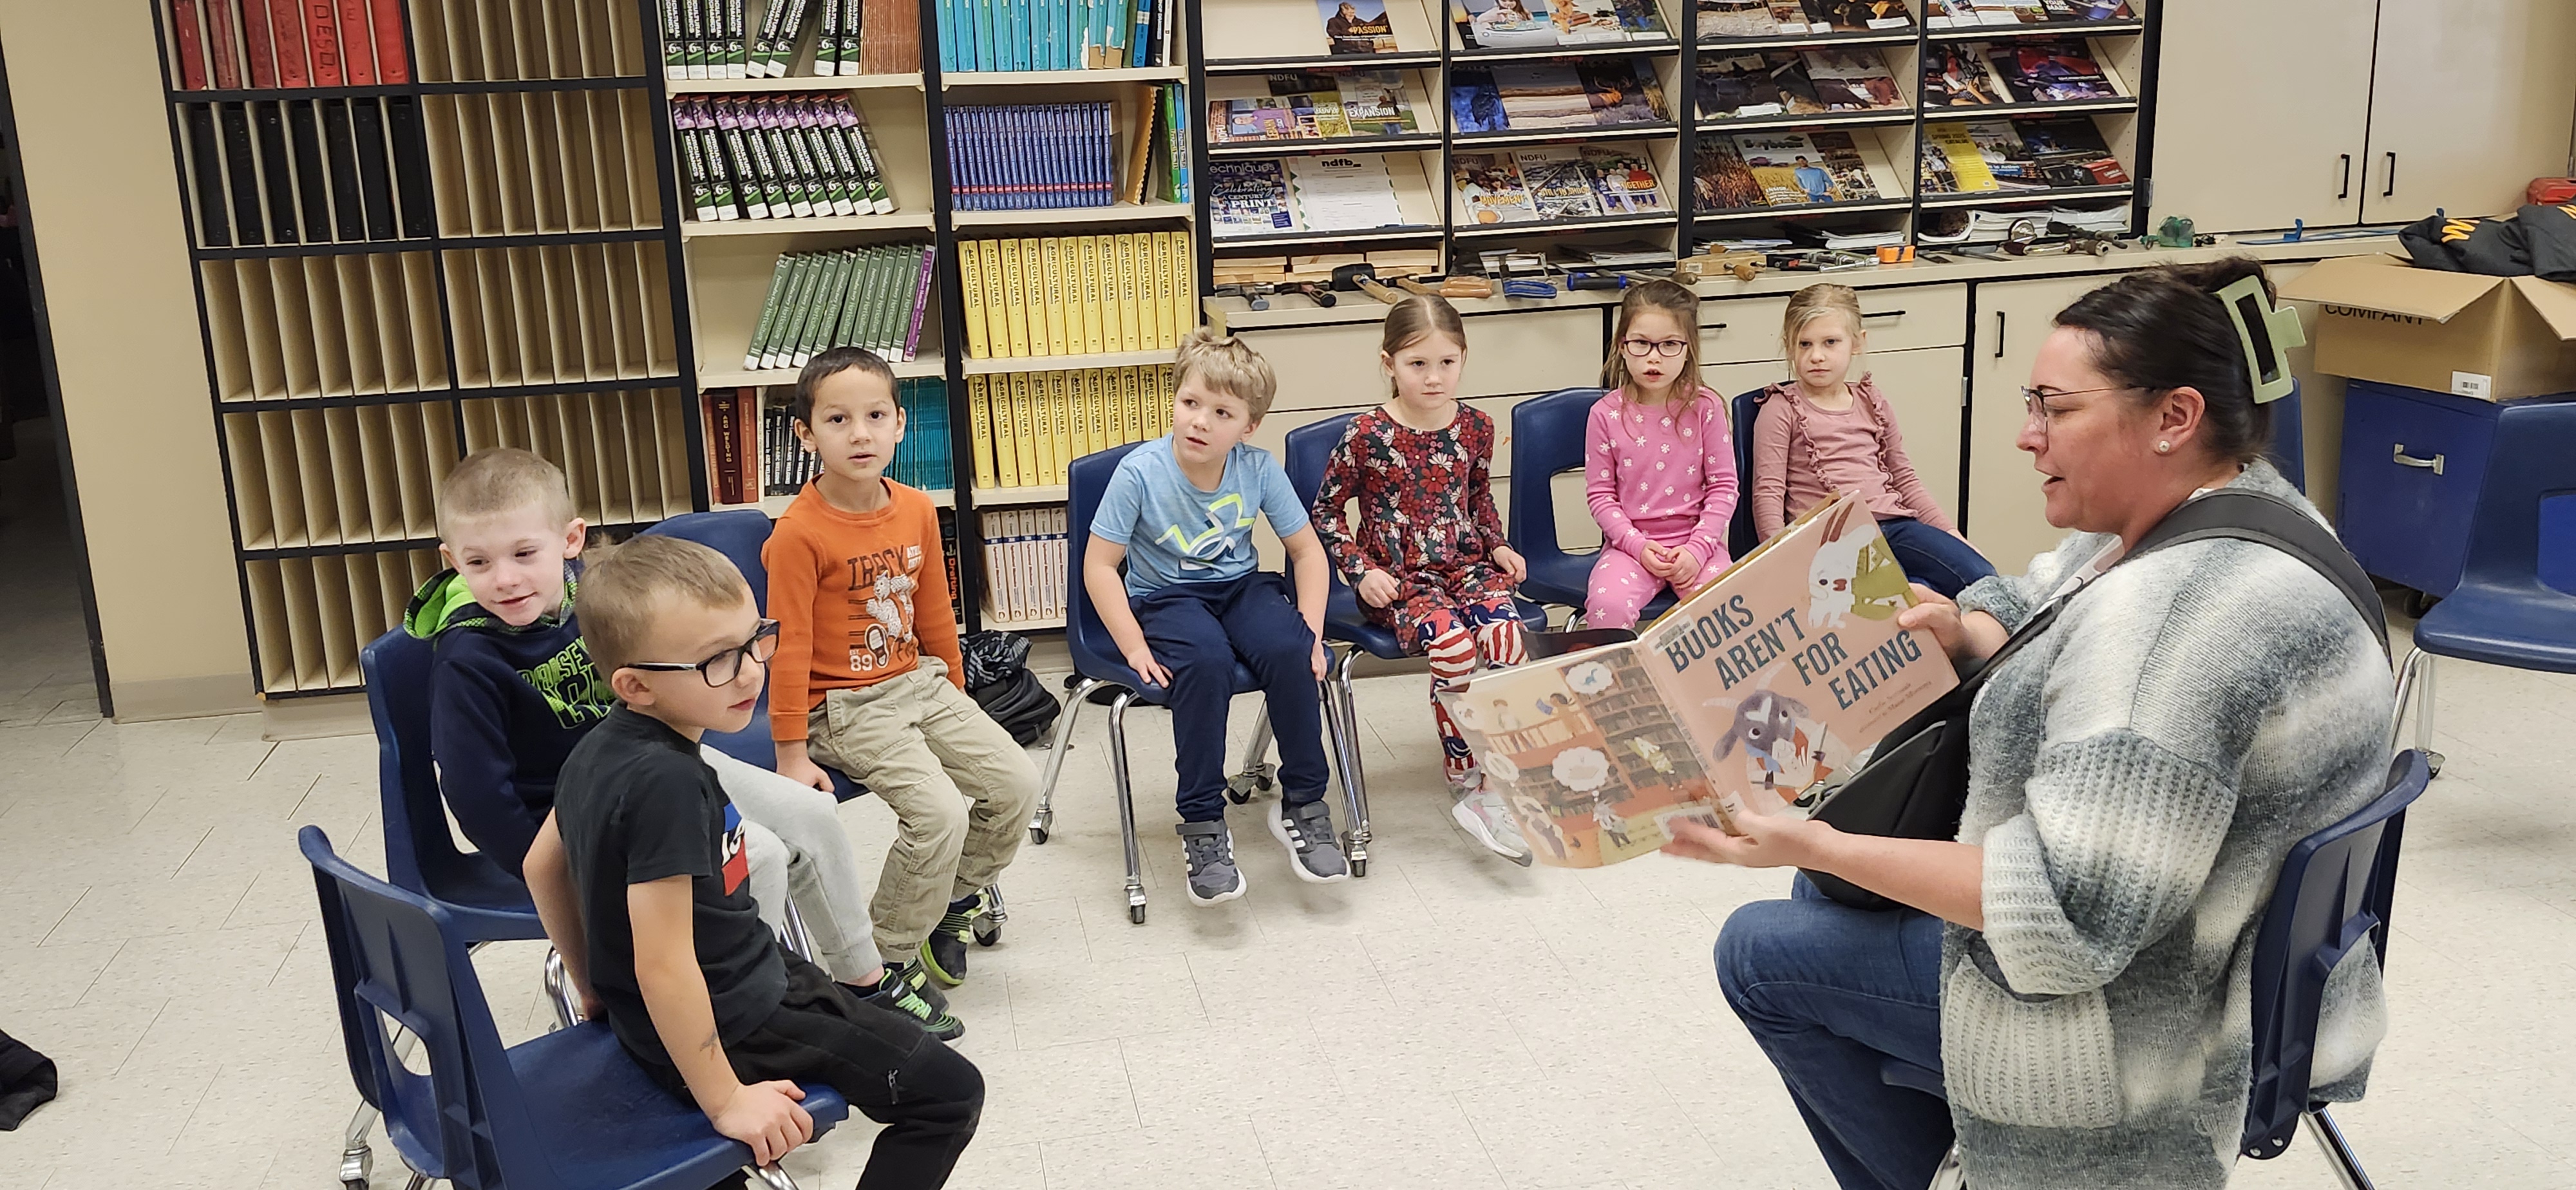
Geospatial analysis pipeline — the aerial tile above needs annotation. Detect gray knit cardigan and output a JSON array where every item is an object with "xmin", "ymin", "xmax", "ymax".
[{"xmin": 1944, "ymin": 460, "xmax": 2391, "ymax": 1189}]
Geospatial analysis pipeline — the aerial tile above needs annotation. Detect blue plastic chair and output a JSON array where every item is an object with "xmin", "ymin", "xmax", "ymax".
[
  {"xmin": 1728, "ymin": 388, "xmax": 1765, "ymax": 562},
  {"xmin": 1280, "ymin": 411, "xmax": 1548, "ymax": 858},
  {"xmin": 1507, "ymin": 386, "xmax": 1681, "ymax": 625},
  {"xmin": 353, "ymin": 629, "xmax": 565, "ymax": 1187},
  {"xmin": 639, "ymin": 511, "xmax": 863, "ymax": 804},
  {"xmin": 1027, "ymin": 441, "xmax": 1365, "ymax": 921},
  {"xmin": 2267, "ymin": 379, "xmax": 2307, "ymax": 493},
  {"xmin": 2393, "ymin": 397, "xmax": 2576, "ymax": 762},
  {"xmin": 362, "ymin": 629, "xmax": 551, "ymax": 943},
  {"xmin": 301, "ymin": 825, "xmax": 850, "ymax": 1190},
  {"xmin": 1877, "ymin": 750, "xmax": 2434, "ymax": 1189}
]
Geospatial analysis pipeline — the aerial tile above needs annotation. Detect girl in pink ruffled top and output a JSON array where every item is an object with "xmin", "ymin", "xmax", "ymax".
[
  {"xmin": 1748, "ymin": 283, "xmax": 1994, "ymax": 596},
  {"xmin": 1583, "ymin": 279, "xmax": 1738, "ymax": 629}
]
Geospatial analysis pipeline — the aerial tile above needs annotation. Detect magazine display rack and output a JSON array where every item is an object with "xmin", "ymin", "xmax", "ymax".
[
  {"xmin": 155, "ymin": 0, "xmax": 700, "ymax": 696},
  {"xmin": 1186, "ymin": 0, "xmax": 2157, "ymax": 276}
]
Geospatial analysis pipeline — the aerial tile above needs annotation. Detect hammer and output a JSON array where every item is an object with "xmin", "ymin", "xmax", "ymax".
[
  {"xmin": 1397, "ymin": 274, "xmax": 1495, "ymax": 300},
  {"xmin": 1211, "ymin": 283, "xmax": 1272, "ymax": 310}
]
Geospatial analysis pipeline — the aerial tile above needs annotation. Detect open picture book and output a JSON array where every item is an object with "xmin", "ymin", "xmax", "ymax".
[{"xmin": 1440, "ymin": 493, "xmax": 1959, "ymax": 867}]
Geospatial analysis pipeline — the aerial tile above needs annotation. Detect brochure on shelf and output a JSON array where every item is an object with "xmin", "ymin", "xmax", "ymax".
[{"xmin": 1318, "ymin": 0, "xmax": 1403, "ymax": 53}]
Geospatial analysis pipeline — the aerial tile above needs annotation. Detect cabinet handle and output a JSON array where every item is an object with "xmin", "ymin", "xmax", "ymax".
[
  {"xmin": 1862, "ymin": 308, "xmax": 1905, "ymax": 319},
  {"xmin": 2383, "ymin": 152, "xmax": 2396, "ymax": 198},
  {"xmin": 1993, "ymin": 311, "xmax": 2006, "ymax": 358},
  {"xmin": 2338, "ymin": 153, "xmax": 2351, "ymax": 200},
  {"xmin": 1705, "ymin": 323, "xmax": 1727, "ymax": 330},
  {"xmin": 2391, "ymin": 444, "xmax": 2445, "ymax": 475}
]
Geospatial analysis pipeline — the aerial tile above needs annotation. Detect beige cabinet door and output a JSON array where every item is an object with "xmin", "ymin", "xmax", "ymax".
[
  {"xmin": 1965, "ymin": 274, "xmax": 2121, "ymax": 576},
  {"xmin": 2150, "ymin": 0, "xmax": 2375, "ymax": 233},
  {"xmin": 2361, "ymin": 0, "xmax": 2576, "ymax": 222}
]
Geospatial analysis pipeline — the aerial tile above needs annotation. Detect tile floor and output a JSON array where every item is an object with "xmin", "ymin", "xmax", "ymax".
[{"xmin": 5, "ymin": 422, "xmax": 2575, "ymax": 1187}]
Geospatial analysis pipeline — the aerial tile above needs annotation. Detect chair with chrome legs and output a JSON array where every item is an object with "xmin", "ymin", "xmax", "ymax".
[
  {"xmin": 1506, "ymin": 388, "xmax": 1684, "ymax": 627},
  {"xmin": 1027, "ymin": 442, "xmax": 1366, "ymax": 920},
  {"xmin": 1278, "ymin": 411, "xmax": 1549, "ymax": 867},
  {"xmin": 2390, "ymin": 397, "xmax": 2576, "ymax": 777},
  {"xmin": 1879, "ymin": 750, "xmax": 2435, "ymax": 1190},
  {"xmin": 302, "ymin": 825, "xmax": 849, "ymax": 1190}
]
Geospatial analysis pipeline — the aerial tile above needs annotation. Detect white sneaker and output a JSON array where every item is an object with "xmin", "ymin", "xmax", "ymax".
[{"xmin": 1450, "ymin": 788, "xmax": 1534, "ymax": 867}]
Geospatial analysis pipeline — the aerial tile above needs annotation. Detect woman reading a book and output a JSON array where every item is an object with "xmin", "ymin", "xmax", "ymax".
[{"xmin": 1667, "ymin": 260, "xmax": 2392, "ymax": 1190}]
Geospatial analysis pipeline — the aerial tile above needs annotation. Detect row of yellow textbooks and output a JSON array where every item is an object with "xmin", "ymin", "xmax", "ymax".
[
  {"xmin": 957, "ymin": 232, "xmax": 1194, "ymax": 360},
  {"xmin": 980, "ymin": 508, "xmax": 1070, "ymax": 627},
  {"xmin": 969, "ymin": 364, "xmax": 1173, "ymax": 490}
]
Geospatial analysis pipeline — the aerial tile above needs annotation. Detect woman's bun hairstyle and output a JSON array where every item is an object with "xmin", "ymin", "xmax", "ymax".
[{"xmin": 2052, "ymin": 256, "xmax": 2275, "ymax": 466}]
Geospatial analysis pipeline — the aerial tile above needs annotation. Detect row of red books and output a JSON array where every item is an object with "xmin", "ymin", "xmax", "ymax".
[{"xmin": 167, "ymin": 0, "xmax": 412, "ymax": 90}]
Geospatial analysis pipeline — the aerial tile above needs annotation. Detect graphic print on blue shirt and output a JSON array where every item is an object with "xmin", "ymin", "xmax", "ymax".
[
  {"xmin": 1093, "ymin": 438, "xmax": 1311, "ymax": 595},
  {"xmin": 720, "ymin": 800, "xmax": 750, "ymax": 895},
  {"xmin": 1159, "ymin": 491, "xmax": 1259, "ymax": 574}
]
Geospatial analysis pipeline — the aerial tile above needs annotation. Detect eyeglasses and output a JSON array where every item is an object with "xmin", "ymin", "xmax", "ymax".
[
  {"xmin": 626, "ymin": 619, "xmax": 781, "ymax": 686},
  {"xmin": 1620, "ymin": 337, "xmax": 1690, "ymax": 360},
  {"xmin": 2019, "ymin": 385, "xmax": 2141, "ymax": 435}
]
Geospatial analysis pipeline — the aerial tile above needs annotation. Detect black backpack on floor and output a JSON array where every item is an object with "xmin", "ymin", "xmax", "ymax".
[{"xmin": 963, "ymin": 630, "xmax": 1061, "ymax": 746}]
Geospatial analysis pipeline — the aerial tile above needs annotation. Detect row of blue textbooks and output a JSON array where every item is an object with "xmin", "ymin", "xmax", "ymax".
[
  {"xmin": 945, "ymin": 103, "xmax": 1119, "ymax": 209},
  {"xmin": 936, "ymin": 0, "xmax": 1171, "ymax": 72}
]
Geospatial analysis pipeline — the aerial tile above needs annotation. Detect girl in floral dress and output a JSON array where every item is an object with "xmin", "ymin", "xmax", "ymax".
[{"xmin": 1310, "ymin": 295, "xmax": 1534, "ymax": 864}]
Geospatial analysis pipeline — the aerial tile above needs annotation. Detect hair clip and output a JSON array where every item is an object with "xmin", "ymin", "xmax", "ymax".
[{"xmin": 2214, "ymin": 274, "xmax": 2305, "ymax": 404}]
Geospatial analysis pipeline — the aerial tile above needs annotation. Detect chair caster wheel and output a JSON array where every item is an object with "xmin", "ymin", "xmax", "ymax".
[
  {"xmin": 1350, "ymin": 855, "xmax": 1368, "ymax": 877},
  {"xmin": 2426, "ymin": 751, "xmax": 2445, "ymax": 779},
  {"xmin": 972, "ymin": 919, "xmax": 1001, "ymax": 947},
  {"xmin": 1028, "ymin": 825, "xmax": 1050, "ymax": 845},
  {"xmin": 1226, "ymin": 764, "xmax": 1276, "ymax": 804},
  {"xmin": 1128, "ymin": 903, "xmax": 1146, "ymax": 924},
  {"xmin": 339, "ymin": 1144, "xmax": 373, "ymax": 1189}
]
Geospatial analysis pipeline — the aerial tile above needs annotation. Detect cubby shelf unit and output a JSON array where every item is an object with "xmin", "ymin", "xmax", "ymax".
[{"xmin": 154, "ymin": 0, "xmax": 701, "ymax": 697}]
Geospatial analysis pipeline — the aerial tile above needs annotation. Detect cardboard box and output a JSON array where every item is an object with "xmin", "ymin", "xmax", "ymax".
[{"xmin": 2277, "ymin": 252, "xmax": 2576, "ymax": 401}]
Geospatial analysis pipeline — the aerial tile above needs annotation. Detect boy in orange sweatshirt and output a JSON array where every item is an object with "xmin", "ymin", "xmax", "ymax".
[{"xmin": 766, "ymin": 347, "xmax": 1039, "ymax": 987}]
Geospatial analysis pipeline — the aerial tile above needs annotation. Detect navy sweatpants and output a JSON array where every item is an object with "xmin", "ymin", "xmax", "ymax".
[{"xmin": 1130, "ymin": 572, "xmax": 1329, "ymax": 823}]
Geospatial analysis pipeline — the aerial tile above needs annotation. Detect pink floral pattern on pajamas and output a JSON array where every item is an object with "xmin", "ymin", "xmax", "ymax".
[{"xmin": 1582, "ymin": 387, "xmax": 1738, "ymax": 629}]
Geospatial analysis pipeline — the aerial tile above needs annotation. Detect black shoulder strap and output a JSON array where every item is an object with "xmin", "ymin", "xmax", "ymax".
[
  {"xmin": 1957, "ymin": 489, "xmax": 2387, "ymax": 692},
  {"xmin": 2128, "ymin": 489, "xmax": 2389, "ymax": 656}
]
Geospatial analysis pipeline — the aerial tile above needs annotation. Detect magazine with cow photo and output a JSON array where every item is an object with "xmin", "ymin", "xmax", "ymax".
[{"xmin": 1440, "ymin": 493, "xmax": 1958, "ymax": 867}]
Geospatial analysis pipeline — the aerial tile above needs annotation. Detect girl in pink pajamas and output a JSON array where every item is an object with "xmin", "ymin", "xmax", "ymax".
[{"xmin": 1585, "ymin": 279, "xmax": 1738, "ymax": 629}]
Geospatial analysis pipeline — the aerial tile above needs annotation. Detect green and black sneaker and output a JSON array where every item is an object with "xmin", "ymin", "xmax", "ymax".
[
  {"xmin": 885, "ymin": 959, "xmax": 949, "ymax": 1014},
  {"xmin": 869, "ymin": 976, "xmax": 964, "ymax": 1043},
  {"xmin": 919, "ymin": 892, "xmax": 989, "ymax": 987}
]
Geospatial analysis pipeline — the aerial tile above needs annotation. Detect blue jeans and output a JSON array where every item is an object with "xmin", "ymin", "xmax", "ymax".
[
  {"xmin": 1716, "ymin": 875, "xmax": 1951, "ymax": 1190},
  {"xmin": 1878, "ymin": 516, "xmax": 1996, "ymax": 599},
  {"xmin": 1130, "ymin": 572, "xmax": 1329, "ymax": 823}
]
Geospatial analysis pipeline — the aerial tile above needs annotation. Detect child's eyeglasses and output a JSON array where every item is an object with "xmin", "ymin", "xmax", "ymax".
[
  {"xmin": 1620, "ymin": 337, "xmax": 1690, "ymax": 359},
  {"xmin": 627, "ymin": 619, "xmax": 781, "ymax": 686}
]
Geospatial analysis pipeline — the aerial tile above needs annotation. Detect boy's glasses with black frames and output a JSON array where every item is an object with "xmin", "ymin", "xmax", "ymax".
[{"xmin": 625, "ymin": 619, "xmax": 781, "ymax": 686}]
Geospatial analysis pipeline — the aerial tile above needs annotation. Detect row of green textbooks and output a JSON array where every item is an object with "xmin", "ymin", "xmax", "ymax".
[{"xmin": 742, "ymin": 243, "xmax": 937, "ymax": 373}]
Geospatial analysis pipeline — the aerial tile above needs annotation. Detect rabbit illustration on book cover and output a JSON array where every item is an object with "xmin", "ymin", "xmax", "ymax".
[{"xmin": 1808, "ymin": 500, "xmax": 1910, "ymax": 627}]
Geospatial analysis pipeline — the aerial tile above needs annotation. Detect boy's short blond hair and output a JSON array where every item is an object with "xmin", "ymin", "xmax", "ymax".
[
  {"xmin": 1173, "ymin": 327, "xmax": 1278, "ymax": 422},
  {"xmin": 436, "ymin": 447, "xmax": 576, "ymax": 541},
  {"xmin": 576, "ymin": 535, "xmax": 750, "ymax": 677}
]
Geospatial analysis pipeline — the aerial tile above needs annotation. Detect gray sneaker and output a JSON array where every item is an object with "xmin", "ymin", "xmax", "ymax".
[
  {"xmin": 1268, "ymin": 798, "xmax": 1351, "ymax": 883},
  {"xmin": 1177, "ymin": 820, "xmax": 1246, "ymax": 904}
]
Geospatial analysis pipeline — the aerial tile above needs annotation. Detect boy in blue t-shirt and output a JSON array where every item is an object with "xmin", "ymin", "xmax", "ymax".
[{"xmin": 1083, "ymin": 329, "xmax": 1349, "ymax": 904}]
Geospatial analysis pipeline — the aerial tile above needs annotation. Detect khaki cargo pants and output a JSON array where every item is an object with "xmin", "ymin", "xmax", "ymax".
[{"xmin": 806, "ymin": 656, "xmax": 1039, "ymax": 957}]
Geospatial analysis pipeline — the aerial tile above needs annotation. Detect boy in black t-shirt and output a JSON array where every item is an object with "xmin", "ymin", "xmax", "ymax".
[{"xmin": 522, "ymin": 536, "xmax": 982, "ymax": 1185}]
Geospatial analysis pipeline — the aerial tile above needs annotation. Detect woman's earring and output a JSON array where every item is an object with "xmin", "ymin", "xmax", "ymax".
[{"xmin": 2155, "ymin": 440, "xmax": 2172, "ymax": 454}]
